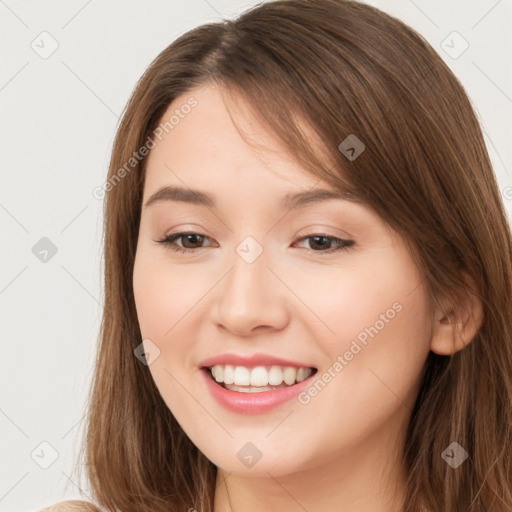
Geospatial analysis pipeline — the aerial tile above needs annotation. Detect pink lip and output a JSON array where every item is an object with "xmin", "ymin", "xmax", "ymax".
[
  {"xmin": 198, "ymin": 353, "xmax": 316, "ymax": 369},
  {"xmin": 200, "ymin": 368, "xmax": 317, "ymax": 414}
]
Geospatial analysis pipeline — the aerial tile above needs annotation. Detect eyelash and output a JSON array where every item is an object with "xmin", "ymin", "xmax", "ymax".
[{"xmin": 155, "ymin": 232, "xmax": 355, "ymax": 255}]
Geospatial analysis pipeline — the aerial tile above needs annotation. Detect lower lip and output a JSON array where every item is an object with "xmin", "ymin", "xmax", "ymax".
[{"xmin": 200, "ymin": 368, "xmax": 317, "ymax": 414}]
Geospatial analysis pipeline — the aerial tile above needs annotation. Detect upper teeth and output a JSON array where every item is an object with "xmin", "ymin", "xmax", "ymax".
[{"xmin": 210, "ymin": 365, "xmax": 313, "ymax": 387}]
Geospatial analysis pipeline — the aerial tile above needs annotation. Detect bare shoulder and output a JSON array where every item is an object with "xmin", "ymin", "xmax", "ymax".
[{"xmin": 37, "ymin": 500, "xmax": 102, "ymax": 512}]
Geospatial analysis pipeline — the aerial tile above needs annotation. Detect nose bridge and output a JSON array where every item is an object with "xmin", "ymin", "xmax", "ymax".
[
  {"xmin": 213, "ymin": 234, "xmax": 289, "ymax": 334},
  {"xmin": 225, "ymin": 234, "xmax": 272, "ymax": 307}
]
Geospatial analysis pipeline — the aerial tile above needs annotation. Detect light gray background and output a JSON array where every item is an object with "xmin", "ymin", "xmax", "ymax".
[{"xmin": 1, "ymin": 1, "xmax": 511, "ymax": 510}]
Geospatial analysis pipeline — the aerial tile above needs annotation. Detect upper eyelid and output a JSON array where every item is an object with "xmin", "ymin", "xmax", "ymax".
[
  {"xmin": 162, "ymin": 222, "xmax": 353, "ymax": 239},
  {"xmin": 160, "ymin": 232, "xmax": 354, "ymax": 249},
  {"xmin": 163, "ymin": 231, "xmax": 350, "ymax": 240}
]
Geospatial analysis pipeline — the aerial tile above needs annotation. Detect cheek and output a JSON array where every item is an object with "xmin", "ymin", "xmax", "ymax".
[
  {"xmin": 302, "ymin": 260, "xmax": 431, "ymax": 417},
  {"xmin": 297, "ymin": 249, "xmax": 432, "ymax": 394},
  {"xmin": 133, "ymin": 250, "xmax": 204, "ymax": 414},
  {"xmin": 292, "ymin": 253, "xmax": 429, "ymax": 351},
  {"xmin": 132, "ymin": 249, "xmax": 203, "ymax": 341},
  {"xmin": 292, "ymin": 272, "xmax": 431, "ymax": 457}
]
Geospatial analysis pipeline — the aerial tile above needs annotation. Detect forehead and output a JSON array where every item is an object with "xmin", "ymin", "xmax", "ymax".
[{"xmin": 143, "ymin": 84, "xmax": 336, "ymax": 196}]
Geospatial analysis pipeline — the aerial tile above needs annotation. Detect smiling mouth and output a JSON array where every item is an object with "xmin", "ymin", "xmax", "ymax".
[{"xmin": 202, "ymin": 366, "xmax": 318, "ymax": 393}]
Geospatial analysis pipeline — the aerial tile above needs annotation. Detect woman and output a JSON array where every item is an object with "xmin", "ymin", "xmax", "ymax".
[{"xmin": 44, "ymin": 0, "xmax": 512, "ymax": 510}]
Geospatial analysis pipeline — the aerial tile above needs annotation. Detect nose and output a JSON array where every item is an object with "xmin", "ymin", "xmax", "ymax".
[{"xmin": 211, "ymin": 243, "xmax": 290, "ymax": 336}]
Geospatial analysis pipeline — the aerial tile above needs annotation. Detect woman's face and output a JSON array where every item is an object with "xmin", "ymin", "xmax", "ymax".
[{"xmin": 133, "ymin": 83, "xmax": 433, "ymax": 478}]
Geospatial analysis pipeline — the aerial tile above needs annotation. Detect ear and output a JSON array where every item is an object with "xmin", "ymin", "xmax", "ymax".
[{"xmin": 430, "ymin": 272, "xmax": 484, "ymax": 356}]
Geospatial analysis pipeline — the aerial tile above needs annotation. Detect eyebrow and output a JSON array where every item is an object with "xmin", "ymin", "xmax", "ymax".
[{"xmin": 143, "ymin": 185, "xmax": 356, "ymax": 211}]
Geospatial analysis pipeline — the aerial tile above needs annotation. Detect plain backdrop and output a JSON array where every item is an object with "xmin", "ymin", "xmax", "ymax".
[{"xmin": 1, "ymin": 1, "xmax": 511, "ymax": 510}]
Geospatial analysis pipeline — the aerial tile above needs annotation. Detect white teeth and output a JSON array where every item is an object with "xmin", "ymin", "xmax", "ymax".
[
  {"xmin": 233, "ymin": 366, "xmax": 251, "ymax": 385},
  {"xmin": 209, "ymin": 364, "xmax": 313, "ymax": 387},
  {"xmin": 223, "ymin": 364, "xmax": 235, "ymax": 385},
  {"xmin": 268, "ymin": 365, "xmax": 284, "ymax": 385},
  {"xmin": 212, "ymin": 365, "xmax": 223, "ymax": 382},
  {"xmin": 251, "ymin": 366, "xmax": 269, "ymax": 386}
]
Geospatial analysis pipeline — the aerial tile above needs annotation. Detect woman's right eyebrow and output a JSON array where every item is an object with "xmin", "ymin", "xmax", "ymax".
[
  {"xmin": 143, "ymin": 185, "xmax": 357, "ymax": 211},
  {"xmin": 144, "ymin": 185, "xmax": 215, "ymax": 210}
]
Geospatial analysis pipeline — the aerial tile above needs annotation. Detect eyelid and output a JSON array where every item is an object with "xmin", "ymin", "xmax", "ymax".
[
  {"xmin": 157, "ymin": 231, "xmax": 217, "ymax": 249},
  {"xmin": 155, "ymin": 230, "xmax": 355, "ymax": 255},
  {"xmin": 294, "ymin": 234, "xmax": 355, "ymax": 253},
  {"xmin": 295, "ymin": 224, "xmax": 354, "ymax": 240}
]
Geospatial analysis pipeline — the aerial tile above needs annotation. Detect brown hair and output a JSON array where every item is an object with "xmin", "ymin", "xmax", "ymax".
[{"xmin": 73, "ymin": 1, "xmax": 512, "ymax": 510}]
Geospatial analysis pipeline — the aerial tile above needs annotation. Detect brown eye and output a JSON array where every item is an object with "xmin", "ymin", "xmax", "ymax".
[
  {"xmin": 178, "ymin": 233, "xmax": 206, "ymax": 249},
  {"xmin": 155, "ymin": 232, "xmax": 214, "ymax": 253},
  {"xmin": 295, "ymin": 235, "xmax": 355, "ymax": 253}
]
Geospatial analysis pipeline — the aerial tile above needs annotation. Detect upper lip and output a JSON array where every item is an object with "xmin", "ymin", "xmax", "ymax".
[{"xmin": 199, "ymin": 353, "xmax": 317, "ymax": 369}]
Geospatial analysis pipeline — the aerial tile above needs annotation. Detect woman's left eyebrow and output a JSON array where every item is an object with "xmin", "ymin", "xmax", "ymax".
[{"xmin": 281, "ymin": 188, "xmax": 358, "ymax": 210}]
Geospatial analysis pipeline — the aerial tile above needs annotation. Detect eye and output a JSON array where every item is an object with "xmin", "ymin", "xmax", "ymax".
[
  {"xmin": 155, "ymin": 232, "xmax": 354, "ymax": 255},
  {"xmin": 294, "ymin": 234, "xmax": 355, "ymax": 254},
  {"xmin": 155, "ymin": 232, "xmax": 216, "ymax": 253}
]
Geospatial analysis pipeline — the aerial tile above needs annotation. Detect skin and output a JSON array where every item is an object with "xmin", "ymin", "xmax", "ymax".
[{"xmin": 132, "ymin": 83, "xmax": 483, "ymax": 512}]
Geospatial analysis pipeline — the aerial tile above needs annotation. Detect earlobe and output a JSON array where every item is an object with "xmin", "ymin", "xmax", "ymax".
[{"xmin": 429, "ymin": 277, "xmax": 485, "ymax": 356}]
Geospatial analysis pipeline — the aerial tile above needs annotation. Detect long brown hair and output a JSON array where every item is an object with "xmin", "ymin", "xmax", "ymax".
[{"xmin": 73, "ymin": 1, "xmax": 512, "ymax": 510}]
